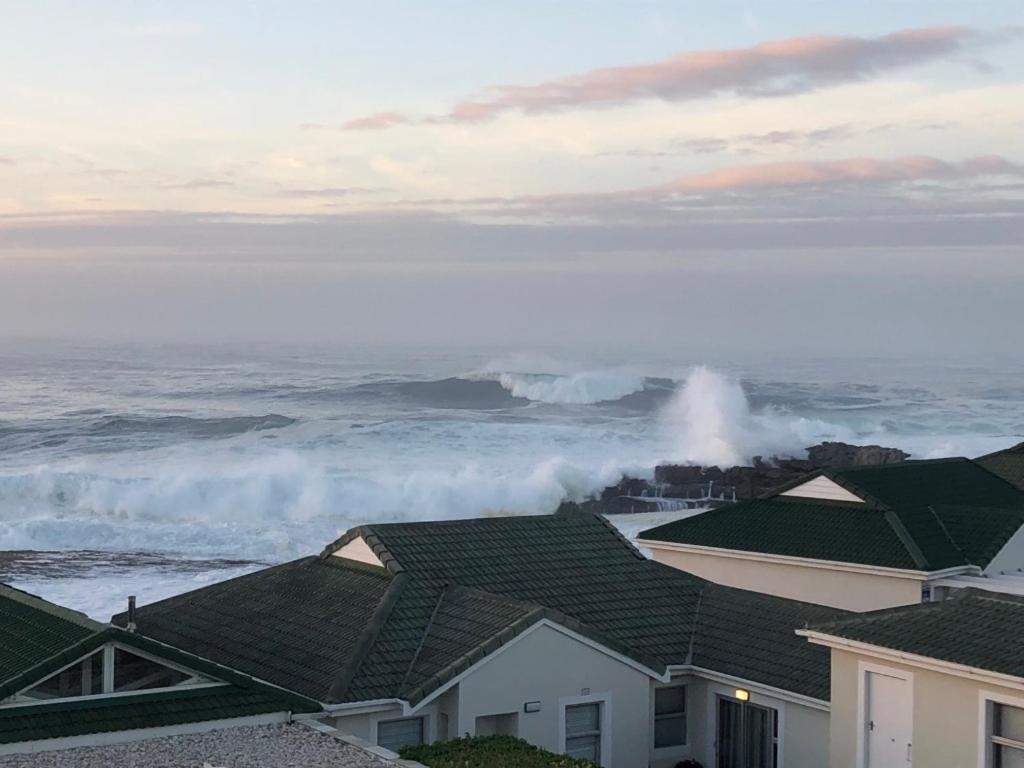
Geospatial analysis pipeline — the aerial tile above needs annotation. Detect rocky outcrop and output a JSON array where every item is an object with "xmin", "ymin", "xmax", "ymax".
[{"xmin": 559, "ymin": 441, "xmax": 909, "ymax": 515}]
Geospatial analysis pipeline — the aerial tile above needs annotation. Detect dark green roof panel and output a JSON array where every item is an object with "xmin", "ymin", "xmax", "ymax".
[
  {"xmin": 811, "ymin": 589, "xmax": 1024, "ymax": 679},
  {"xmin": 0, "ymin": 685, "xmax": 288, "ymax": 744},
  {"xmin": 0, "ymin": 585, "xmax": 103, "ymax": 684}
]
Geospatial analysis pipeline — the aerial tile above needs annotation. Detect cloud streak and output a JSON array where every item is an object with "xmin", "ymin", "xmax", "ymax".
[
  {"xmin": 340, "ymin": 26, "xmax": 1015, "ymax": 129},
  {"xmin": 659, "ymin": 154, "xmax": 1024, "ymax": 193}
]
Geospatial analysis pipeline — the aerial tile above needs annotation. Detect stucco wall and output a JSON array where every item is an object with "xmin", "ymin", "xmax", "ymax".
[
  {"xmin": 830, "ymin": 648, "xmax": 1024, "ymax": 768},
  {"xmin": 647, "ymin": 546, "xmax": 922, "ymax": 611},
  {"xmin": 455, "ymin": 624, "xmax": 653, "ymax": 768},
  {"xmin": 695, "ymin": 679, "xmax": 828, "ymax": 768}
]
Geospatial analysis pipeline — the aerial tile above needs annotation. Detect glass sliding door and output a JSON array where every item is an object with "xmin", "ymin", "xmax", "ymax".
[{"xmin": 717, "ymin": 697, "xmax": 778, "ymax": 768}]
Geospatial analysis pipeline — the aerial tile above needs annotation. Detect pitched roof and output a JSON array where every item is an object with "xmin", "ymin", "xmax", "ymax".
[
  {"xmin": 806, "ymin": 589, "xmax": 1024, "ymax": 679},
  {"xmin": 0, "ymin": 584, "xmax": 105, "ymax": 685},
  {"xmin": 0, "ymin": 685, "xmax": 291, "ymax": 745},
  {"xmin": 977, "ymin": 442, "xmax": 1024, "ymax": 491},
  {"xmin": 640, "ymin": 458, "xmax": 1024, "ymax": 572},
  {"xmin": 123, "ymin": 513, "xmax": 843, "ymax": 703},
  {"xmin": 0, "ymin": 583, "xmax": 316, "ymax": 745}
]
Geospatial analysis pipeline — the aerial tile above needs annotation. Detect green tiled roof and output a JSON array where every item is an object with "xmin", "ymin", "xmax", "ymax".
[
  {"xmin": 640, "ymin": 498, "xmax": 921, "ymax": 568},
  {"xmin": 809, "ymin": 589, "xmax": 1024, "ymax": 678},
  {"xmin": 0, "ymin": 584, "xmax": 317, "ymax": 746},
  {"xmin": 832, "ymin": 458, "xmax": 1024, "ymax": 510},
  {"xmin": 0, "ymin": 585, "xmax": 103, "ymax": 684},
  {"xmin": 977, "ymin": 442, "xmax": 1024, "ymax": 491},
  {"xmin": 0, "ymin": 684, "xmax": 289, "ymax": 744},
  {"xmin": 640, "ymin": 458, "xmax": 1024, "ymax": 572},
  {"xmin": 126, "ymin": 513, "xmax": 844, "ymax": 703}
]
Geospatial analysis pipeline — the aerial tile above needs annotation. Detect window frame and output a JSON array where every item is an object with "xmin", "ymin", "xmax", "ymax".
[
  {"xmin": 1, "ymin": 641, "xmax": 216, "ymax": 707},
  {"xmin": 981, "ymin": 692, "xmax": 1024, "ymax": 768},
  {"xmin": 653, "ymin": 681, "xmax": 688, "ymax": 750},
  {"xmin": 559, "ymin": 691, "xmax": 611, "ymax": 767},
  {"xmin": 375, "ymin": 715, "xmax": 426, "ymax": 754}
]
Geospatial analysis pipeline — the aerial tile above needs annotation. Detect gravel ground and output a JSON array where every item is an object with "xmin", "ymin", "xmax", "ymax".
[{"xmin": 0, "ymin": 723, "xmax": 394, "ymax": 768}]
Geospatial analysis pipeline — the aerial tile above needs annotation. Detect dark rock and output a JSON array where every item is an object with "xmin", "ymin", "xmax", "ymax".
[{"xmin": 573, "ymin": 440, "xmax": 909, "ymax": 515}]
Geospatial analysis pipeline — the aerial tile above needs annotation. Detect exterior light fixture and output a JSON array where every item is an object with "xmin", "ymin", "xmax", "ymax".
[
  {"xmin": 524, "ymin": 701, "xmax": 542, "ymax": 713},
  {"xmin": 734, "ymin": 688, "xmax": 750, "ymax": 702}
]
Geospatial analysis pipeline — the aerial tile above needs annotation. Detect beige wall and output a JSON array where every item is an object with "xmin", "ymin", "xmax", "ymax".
[
  {"xmin": 830, "ymin": 648, "xmax": 1024, "ymax": 768},
  {"xmin": 648, "ymin": 545, "xmax": 922, "ymax": 611}
]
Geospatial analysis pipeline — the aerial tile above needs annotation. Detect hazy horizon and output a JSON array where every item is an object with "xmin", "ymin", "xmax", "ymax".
[{"xmin": 2, "ymin": 2, "xmax": 1023, "ymax": 356}]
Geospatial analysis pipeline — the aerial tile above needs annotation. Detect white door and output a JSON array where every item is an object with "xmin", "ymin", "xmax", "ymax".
[{"xmin": 865, "ymin": 671, "xmax": 912, "ymax": 767}]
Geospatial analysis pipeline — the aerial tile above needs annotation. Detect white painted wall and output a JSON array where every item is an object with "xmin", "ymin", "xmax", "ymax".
[
  {"xmin": 984, "ymin": 521, "xmax": 1024, "ymax": 575},
  {"xmin": 453, "ymin": 624, "xmax": 653, "ymax": 768},
  {"xmin": 780, "ymin": 477, "xmax": 864, "ymax": 503},
  {"xmin": 648, "ymin": 545, "xmax": 923, "ymax": 611}
]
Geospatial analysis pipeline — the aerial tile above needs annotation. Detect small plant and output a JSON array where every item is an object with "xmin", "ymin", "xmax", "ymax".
[{"xmin": 400, "ymin": 734, "xmax": 600, "ymax": 767}]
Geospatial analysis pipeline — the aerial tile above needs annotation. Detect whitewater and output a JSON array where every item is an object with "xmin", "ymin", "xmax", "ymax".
[{"xmin": 1, "ymin": 340, "xmax": 1022, "ymax": 618}]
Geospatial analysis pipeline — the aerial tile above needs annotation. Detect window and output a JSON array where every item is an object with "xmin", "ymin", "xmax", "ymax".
[
  {"xmin": 113, "ymin": 648, "xmax": 190, "ymax": 692},
  {"xmin": 10, "ymin": 644, "xmax": 206, "ymax": 704},
  {"xmin": 990, "ymin": 702, "xmax": 1024, "ymax": 767},
  {"xmin": 377, "ymin": 717, "xmax": 425, "ymax": 753},
  {"xmin": 21, "ymin": 649, "xmax": 104, "ymax": 700},
  {"xmin": 475, "ymin": 712, "xmax": 519, "ymax": 737},
  {"xmin": 717, "ymin": 697, "xmax": 778, "ymax": 768},
  {"xmin": 565, "ymin": 702, "xmax": 602, "ymax": 763},
  {"xmin": 654, "ymin": 684, "xmax": 687, "ymax": 748}
]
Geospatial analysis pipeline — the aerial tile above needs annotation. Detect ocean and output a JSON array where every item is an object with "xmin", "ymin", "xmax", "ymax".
[{"xmin": 1, "ymin": 339, "xmax": 1021, "ymax": 620}]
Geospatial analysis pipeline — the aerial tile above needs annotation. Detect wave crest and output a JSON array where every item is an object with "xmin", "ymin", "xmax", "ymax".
[{"xmin": 492, "ymin": 371, "xmax": 649, "ymax": 405}]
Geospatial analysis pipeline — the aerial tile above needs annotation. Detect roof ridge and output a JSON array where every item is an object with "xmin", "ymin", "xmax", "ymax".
[
  {"xmin": 0, "ymin": 583, "xmax": 106, "ymax": 633},
  {"xmin": 881, "ymin": 510, "xmax": 932, "ymax": 570},
  {"xmin": 326, "ymin": 571, "xmax": 409, "ymax": 702},
  {"xmin": 684, "ymin": 585, "xmax": 705, "ymax": 666},
  {"xmin": 398, "ymin": 582, "xmax": 451, "ymax": 692},
  {"xmin": 967, "ymin": 457, "xmax": 1024, "ymax": 497},
  {"xmin": 925, "ymin": 504, "xmax": 969, "ymax": 564},
  {"xmin": 592, "ymin": 513, "xmax": 647, "ymax": 560}
]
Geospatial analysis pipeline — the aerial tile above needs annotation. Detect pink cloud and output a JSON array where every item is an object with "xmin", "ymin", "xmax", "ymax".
[
  {"xmin": 340, "ymin": 26, "xmax": 1013, "ymax": 129},
  {"xmin": 661, "ymin": 155, "xmax": 1024, "ymax": 193},
  {"xmin": 341, "ymin": 111, "xmax": 412, "ymax": 131}
]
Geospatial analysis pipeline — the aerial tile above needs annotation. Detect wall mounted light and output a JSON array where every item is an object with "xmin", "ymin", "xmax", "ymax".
[
  {"xmin": 734, "ymin": 689, "xmax": 750, "ymax": 702},
  {"xmin": 524, "ymin": 701, "xmax": 542, "ymax": 713}
]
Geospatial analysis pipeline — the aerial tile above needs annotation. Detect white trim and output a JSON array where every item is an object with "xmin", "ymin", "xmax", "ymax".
[
  {"xmin": 3, "ymin": 640, "xmax": 220, "ymax": 706},
  {"xmin": 801, "ymin": 631, "xmax": 1024, "ymax": 692},
  {"xmin": 651, "ymin": 680, "xmax": 689, "ymax": 757},
  {"xmin": 856, "ymin": 660, "xmax": 913, "ymax": 768},
  {"xmin": 559, "ymin": 691, "xmax": 612, "ymax": 768},
  {"xmin": 669, "ymin": 665, "xmax": 830, "ymax": 712},
  {"xmin": 977, "ymin": 689, "xmax": 1024, "ymax": 768},
  {"xmin": 1, "ymin": 682, "xmax": 227, "ymax": 709},
  {"xmin": 322, "ymin": 698, "xmax": 407, "ymax": 715},
  {"xmin": 638, "ymin": 539, "xmax": 976, "ymax": 581},
  {"xmin": 408, "ymin": 619, "xmax": 667, "ymax": 714},
  {"xmin": 0, "ymin": 712, "xmax": 289, "ymax": 755}
]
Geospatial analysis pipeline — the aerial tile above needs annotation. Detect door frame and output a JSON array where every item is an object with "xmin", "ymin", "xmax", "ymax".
[
  {"xmin": 714, "ymin": 693, "xmax": 780, "ymax": 768},
  {"xmin": 857, "ymin": 661, "xmax": 914, "ymax": 768}
]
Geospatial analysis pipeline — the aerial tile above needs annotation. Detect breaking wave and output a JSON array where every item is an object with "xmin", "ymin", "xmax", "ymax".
[
  {"xmin": 661, "ymin": 366, "xmax": 861, "ymax": 467},
  {"xmin": 0, "ymin": 454, "xmax": 636, "ymax": 559},
  {"xmin": 492, "ymin": 371, "xmax": 651, "ymax": 405}
]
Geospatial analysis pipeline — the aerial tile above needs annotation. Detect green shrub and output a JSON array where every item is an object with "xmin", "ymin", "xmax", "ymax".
[{"xmin": 399, "ymin": 735, "xmax": 600, "ymax": 767}]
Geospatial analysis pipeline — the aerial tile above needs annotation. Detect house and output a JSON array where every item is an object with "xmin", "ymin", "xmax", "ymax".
[
  {"xmin": 0, "ymin": 583, "xmax": 318, "ymax": 755},
  {"xmin": 116, "ymin": 512, "xmax": 844, "ymax": 768},
  {"xmin": 638, "ymin": 458, "xmax": 1024, "ymax": 612},
  {"xmin": 977, "ymin": 442, "xmax": 1024, "ymax": 491},
  {"xmin": 798, "ymin": 588, "xmax": 1024, "ymax": 768}
]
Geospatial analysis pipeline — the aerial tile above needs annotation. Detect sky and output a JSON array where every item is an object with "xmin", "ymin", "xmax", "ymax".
[{"xmin": 1, "ymin": 1, "xmax": 1022, "ymax": 355}]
